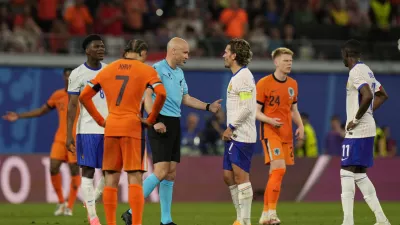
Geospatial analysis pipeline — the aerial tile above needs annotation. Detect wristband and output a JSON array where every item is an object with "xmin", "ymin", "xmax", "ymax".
[{"xmin": 206, "ymin": 103, "xmax": 211, "ymax": 111}]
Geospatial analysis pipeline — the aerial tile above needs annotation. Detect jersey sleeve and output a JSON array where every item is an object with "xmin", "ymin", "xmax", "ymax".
[
  {"xmin": 374, "ymin": 79, "xmax": 382, "ymax": 93},
  {"xmin": 256, "ymin": 78, "xmax": 266, "ymax": 105},
  {"xmin": 349, "ymin": 68, "xmax": 368, "ymax": 90},
  {"xmin": 146, "ymin": 68, "xmax": 162, "ymax": 89},
  {"xmin": 293, "ymin": 80, "xmax": 298, "ymax": 104},
  {"xmin": 67, "ymin": 69, "xmax": 82, "ymax": 95},
  {"xmin": 46, "ymin": 91, "xmax": 59, "ymax": 109},
  {"xmin": 182, "ymin": 76, "xmax": 189, "ymax": 95}
]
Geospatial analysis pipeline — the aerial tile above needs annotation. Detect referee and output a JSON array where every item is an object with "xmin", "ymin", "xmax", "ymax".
[{"xmin": 121, "ymin": 37, "xmax": 222, "ymax": 225}]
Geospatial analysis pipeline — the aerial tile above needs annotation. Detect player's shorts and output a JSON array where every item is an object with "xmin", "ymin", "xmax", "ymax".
[
  {"xmin": 148, "ymin": 115, "xmax": 181, "ymax": 163},
  {"xmin": 103, "ymin": 136, "xmax": 147, "ymax": 172},
  {"xmin": 223, "ymin": 140, "xmax": 255, "ymax": 173},
  {"xmin": 50, "ymin": 141, "xmax": 77, "ymax": 163},
  {"xmin": 341, "ymin": 137, "xmax": 374, "ymax": 168},
  {"xmin": 76, "ymin": 134, "xmax": 104, "ymax": 169},
  {"xmin": 262, "ymin": 138, "xmax": 294, "ymax": 165}
]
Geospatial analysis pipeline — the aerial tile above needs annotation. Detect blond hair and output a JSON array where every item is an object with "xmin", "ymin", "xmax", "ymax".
[{"xmin": 271, "ymin": 47, "xmax": 294, "ymax": 59}]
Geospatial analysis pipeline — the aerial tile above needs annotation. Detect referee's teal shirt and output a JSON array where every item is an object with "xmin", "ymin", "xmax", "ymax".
[{"xmin": 152, "ymin": 59, "xmax": 188, "ymax": 117}]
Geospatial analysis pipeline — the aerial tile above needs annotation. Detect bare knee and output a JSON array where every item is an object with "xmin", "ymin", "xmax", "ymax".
[
  {"xmin": 223, "ymin": 170, "xmax": 235, "ymax": 186},
  {"xmin": 69, "ymin": 163, "xmax": 80, "ymax": 176},
  {"xmin": 105, "ymin": 171, "xmax": 120, "ymax": 188},
  {"xmin": 164, "ymin": 169, "xmax": 176, "ymax": 181},
  {"xmin": 50, "ymin": 159, "xmax": 62, "ymax": 176},
  {"xmin": 270, "ymin": 159, "xmax": 286, "ymax": 172},
  {"xmin": 81, "ymin": 166, "xmax": 95, "ymax": 178},
  {"xmin": 128, "ymin": 171, "xmax": 144, "ymax": 185},
  {"xmin": 153, "ymin": 162, "xmax": 170, "ymax": 180}
]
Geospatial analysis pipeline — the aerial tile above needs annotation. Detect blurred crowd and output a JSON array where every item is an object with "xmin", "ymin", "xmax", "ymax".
[
  {"xmin": 180, "ymin": 111, "xmax": 397, "ymax": 157},
  {"xmin": 1, "ymin": 0, "xmax": 400, "ymax": 59}
]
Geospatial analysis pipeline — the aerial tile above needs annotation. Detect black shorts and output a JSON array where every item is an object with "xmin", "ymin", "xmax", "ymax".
[{"xmin": 148, "ymin": 115, "xmax": 181, "ymax": 163}]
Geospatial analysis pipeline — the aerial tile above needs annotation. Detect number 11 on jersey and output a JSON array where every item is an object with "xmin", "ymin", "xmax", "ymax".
[{"xmin": 342, "ymin": 144, "xmax": 350, "ymax": 160}]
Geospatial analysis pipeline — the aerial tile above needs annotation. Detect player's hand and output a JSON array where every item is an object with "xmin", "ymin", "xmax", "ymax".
[
  {"xmin": 2, "ymin": 111, "xmax": 19, "ymax": 122},
  {"xmin": 139, "ymin": 116, "xmax": 154, "ymax": 128},
  {"xmin": 154, "ymin": 122, "xmax": 166, "ymax": 133},
  {"xmin": 267, "ymin": 117, "xmax": 283, "ymax": 128},
  {"xmin": 66, "ymin": 136, "xmax": 76, "ymax": 153},
  {"xmin": 295, "ymin": 126, "xmax": 305, "ymax": 140},
  {"xmin": 346, "ymin": 121, "xmax": 357, "ymax": 131},
  {"xmin": 209, "ymin": 99, "xmax": 223, "ymax": 113},
  {"xmin": 222, "ymin": 127, "xmax": 233, "ymax": 141}
]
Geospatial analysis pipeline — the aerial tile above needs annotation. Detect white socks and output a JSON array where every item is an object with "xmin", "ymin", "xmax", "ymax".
[
  {"xmin": 355, "ymin": 173, "xmax": 388, "ymax": 223},
  {"xmin": 340, "ymin": 169, "xmax": 355, "ymax": 225},
  {"xmin": 94, "ymin": 176, "xmax": 105, "ymax": 201},
  {"xmin": 229, "ymin": 185, "xmax": 241, "ymax": 221},
  {"xmin": 81, "ymin": 177, "xmax": 97, "ymax": 219},
  {"xmin": 238, "ymin": 182, "xmax": 253, "ymax": 225}
]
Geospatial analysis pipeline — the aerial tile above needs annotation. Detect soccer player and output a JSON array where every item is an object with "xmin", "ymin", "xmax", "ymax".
[
  {"xmin": 256, "ymin": 47, "xmax": 304, "ymax": 225},
  {"xmin": 2, "ymin": 68, "xmax": 80, "ymax": 216},
  {"xmin": 121, "ymin": 37, "xmax": 222, "ymax": 225},
  {"xmin": 221, "ymin": 39, "xmax": 257, "ymax": 225},
  {"xmin": 79, "ymin": 39, "xmax": 167, "ymax": 225},
  {"xmin": 340, "ymin": 39, "xmax": 390, "ymax": 225},
  {"xmin": 66, "ymin": 34, "xmax": 108, "ymax": 225}
]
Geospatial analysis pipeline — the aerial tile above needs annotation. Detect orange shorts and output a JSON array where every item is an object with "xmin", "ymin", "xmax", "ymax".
[
  {"xmin": 103, "ymin": 136, "xmax": 147, "ymax": 172},
  {"xmin": 262, "ymin": 137, "xmax": 294, "ymax": 165},
  {"xmin": 50, "ymin": 141, "xmax": 77, "ymax": 163}
]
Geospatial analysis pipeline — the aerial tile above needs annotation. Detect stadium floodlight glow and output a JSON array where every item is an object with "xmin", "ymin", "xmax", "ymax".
[{"xmin": 156, "ymin": 9, "xmax": 163, "ymax": 16}]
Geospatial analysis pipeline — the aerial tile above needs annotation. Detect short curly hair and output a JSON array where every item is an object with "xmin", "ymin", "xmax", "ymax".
[{"xmin": 228, "ymin": 38, "xmax": 253, "ymax": 67}]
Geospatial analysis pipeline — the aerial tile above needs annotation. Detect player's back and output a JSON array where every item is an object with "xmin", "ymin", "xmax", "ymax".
[
  {"xmin": 346, "ymin": 63, "xmax": 379, "ymax": 138},
  {"xmin": 48, "ymin": 89, "xmax": 78, "ymax": 142},
  {"xmin": 97, "ymin": 59, "xmax": 159, "ymax": 138},
  {"xmin": 256, "ymin": 74, "xmax": 298, "ymax": 142}
]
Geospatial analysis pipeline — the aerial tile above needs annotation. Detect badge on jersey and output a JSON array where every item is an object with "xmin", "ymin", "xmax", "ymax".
[
  {"xmin": 273, "ymin": 148, "xmax": 281, "ymax": 156},
  {"xmin": 288, "ymin": 87, "xmax": 294, "ymax": 98}
]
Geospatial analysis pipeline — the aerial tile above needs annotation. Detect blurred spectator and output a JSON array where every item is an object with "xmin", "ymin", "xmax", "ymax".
[
  {"xmin": 383, "ymin": 126, "xmax": 397, "ymax": 157},
  {"xmin": 48, "ymin": 20, "xmax": 70, "ymax": 54},
  {"xmin": 324, "ymin": 115, "xmax": 345, "ymax": 156},
  {"xmin": 375, "ymin": 125, "xmax": 387, "ymax": 157},
  {"xmin": 123, "ymin": 0, "xmax": 148, "ymax": 34},
  {"xmin": 12, "ymin": 5, "xmax": 43, "ymax": 53},
  {"xmin": 329, "ymin": 0, "xmax": 349, "ymax": 26},
  {"xmin": 267, "ymin": 27, "xmax": 283, "ymax": 54},
  {"xmin": 283, "ymin": 24, "xmax": 295, "ymax": 51},
  {"xmin": 167, "ymin": 7, "xmax": 188, "ymax": 38},
  {"xmin": 64, "ymin": 0, "xmax": 93, "ymax": 36},
  {"xmin": 247, "ymin": 0, "xmax": 264, "ymax": 29},
  {"xmin": 293, "ymin": 0, "xmax": 316, "ymax": 25},
  {"xmin": 295, "ymin": 113, "xmax": 318, "ymax": 158},
  {"xmin": 369, "ymin": 0, "xmax": 394, "ymax": 29},
  {"xmin": 248, "ymin": 16, "xmax": 268, "ymax": 57},
  {"xmin": 95, "ymin": 0, "xmax": 123, "ymax": 36},
  {"xmin": 264, "ymin": 0, "xmax": 280, "ymax": 26},
  {"xmin": 200, "ymin": 110, "xmax": 225, "ymax": 155},
  {"xmin": 219, "ymin": 0, "xmax": 248, "ymax": 38},
  {"xmin": 348, "ymin": 0, "xmax": 370, "ymax": 27},
  {"xmin": 36, "ymin": 0, "xmax": 60, "ymax": 33},
  {"xmin": 181, "ymin": 112, "xmax": 201, "ymax": 156}
]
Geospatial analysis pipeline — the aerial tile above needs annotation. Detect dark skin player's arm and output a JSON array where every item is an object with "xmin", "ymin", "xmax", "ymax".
[
  {"xmin": 66, "ymin": 95, "xmax": 79, "ymax": 152},
  {"xmin": 347, "ymin": 85, "xmax": 373, "ymax": 131},
  {"xmin": 373, "ymin": 86, "xmax": 388, "ymax": 111}
]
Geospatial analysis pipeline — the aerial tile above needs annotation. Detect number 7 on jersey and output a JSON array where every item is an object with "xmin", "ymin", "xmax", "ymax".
[{"xmin": 116, "ymin": 75, "xmax": 129, "ymax": 106}]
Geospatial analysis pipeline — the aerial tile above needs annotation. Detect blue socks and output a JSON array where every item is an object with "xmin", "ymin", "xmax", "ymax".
[
  {"xmin": 128, "ymin": 173, "xmax": 160, "ymax": 214},
  {"xmin": 160, "ymin": 180, "xmax": 174, "ymax": 224}
]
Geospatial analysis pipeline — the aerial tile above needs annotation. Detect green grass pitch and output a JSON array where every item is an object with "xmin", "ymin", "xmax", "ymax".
[{"xmin": 0, "ymin": 202, "xmax": 399, "ymax": 225}]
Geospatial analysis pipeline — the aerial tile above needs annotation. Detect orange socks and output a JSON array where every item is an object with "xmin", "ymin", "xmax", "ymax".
[
  {"xmin": 51, "ymin": 173, "xmax": 64, "ymax": 204},
  {"xmin": 103, "ymin": 187, "xmax": 118, "ymax": 225},
  {"xmin": 265, "ymin": 168, "xmax": 286, "ymax": 211},
  {"xmin": 129, "ymin": 184, "xmax": 145, "ymax": 225},
  {"xmin": 263, "ymin": 173, "xmax": 271, "ymax": 212},
  {"xmin": 67, "ymin": 175, "xmax": 81, "ymax": 209}
]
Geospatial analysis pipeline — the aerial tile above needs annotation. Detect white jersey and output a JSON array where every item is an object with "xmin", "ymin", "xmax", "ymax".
[
  {"xmin": 68, "ymin": 62, "xmax": 108, "ymax": 134},
  {"xmin": 226, "ymin": 67, "xmax": 257, "ymax": 143},
  {"xmin": 345, "ymin": 62, "xmax": 381, "ymax": 138}
]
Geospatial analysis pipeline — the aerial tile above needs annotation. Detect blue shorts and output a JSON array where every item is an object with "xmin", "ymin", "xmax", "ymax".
[
  {"xmin": 341, "ymin": 137, "xmax": 374, "ymax": 168},
  {"xmin": 223, "ymin": 140, "xmax": 255, "ymax": 173},
  {"xmin": 76, "ymin": 134, "xmax": 104, "ymax": 169}
]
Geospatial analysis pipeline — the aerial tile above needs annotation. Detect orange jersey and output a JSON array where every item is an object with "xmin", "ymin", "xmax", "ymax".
[
  {"xmin": 80, "ymin": 59, "xmax": 166, "ymax": 138},
  {"xmin": 46, "ymin": 89, "xmax": 78, "ymax": 143},
  {"xmin": 256, "ymin": 74, "xmax": 298, "ymax": 142}
]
